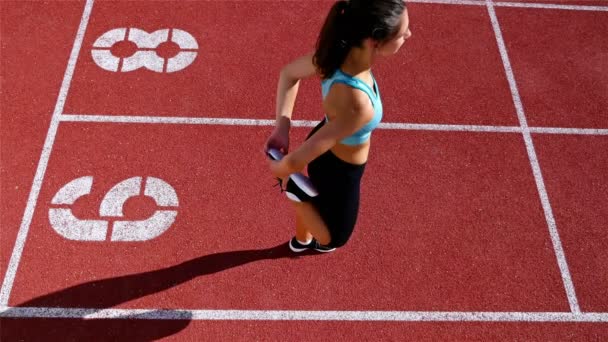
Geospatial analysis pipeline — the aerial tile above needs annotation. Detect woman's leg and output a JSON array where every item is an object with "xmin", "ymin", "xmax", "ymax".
[
  {"xmin": 295, "ymin": 211, "xmax": 313, "ymax": 243},
  {"xmin": 287, "ymin": 119, "xmax": 332, "ymax": 245},
  {"xmin": 291, "ymin": 201, "xmax": 331, "ymax": 246}
]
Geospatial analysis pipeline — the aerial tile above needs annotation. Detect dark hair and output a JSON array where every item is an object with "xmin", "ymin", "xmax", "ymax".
[{"xmin": 313, "ymin": 0, "xmax": 406, "ymax": 78}]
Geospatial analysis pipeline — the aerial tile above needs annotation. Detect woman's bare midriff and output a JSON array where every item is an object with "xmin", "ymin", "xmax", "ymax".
[{"xmin": 331, "ymin": 140, "xmax": 370, "ymax": 166}]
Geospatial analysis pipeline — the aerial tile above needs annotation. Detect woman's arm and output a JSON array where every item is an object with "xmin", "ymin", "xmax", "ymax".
[
  {"xmin": 279, "ymin": 84, "xmax": 375, "ymax": 174},
  {"xmin": 274, "ymin": 52, "xmax": 318, "ymax": 128},
  {"xmin": 265, "ymin": 52, "xmax": 318, "ymax": 156}
]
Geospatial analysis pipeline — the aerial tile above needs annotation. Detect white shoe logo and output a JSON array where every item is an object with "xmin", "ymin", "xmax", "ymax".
[
  {"xmin": 48, "ymin": 176, "xmax": 179, "ymax": 241},
  {"xmin": 91, "ymin": 28, "xmax": 198, "ymax": 73}
]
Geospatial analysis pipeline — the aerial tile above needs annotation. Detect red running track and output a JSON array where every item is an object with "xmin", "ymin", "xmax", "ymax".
[{"xmin": 1, "ymin": 0, "xmax": 607, "ymax": 340}]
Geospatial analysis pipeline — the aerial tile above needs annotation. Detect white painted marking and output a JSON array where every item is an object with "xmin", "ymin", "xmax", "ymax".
[
  {"xmin": 111, "ymin": 210, "xmax": 177, "ymax": 241},
  {"xmin": 48, "ymin": 176, "xmax": 108, "ymax": 240},
  {"xmin": 91, "ymin": 28, "xmax": 198, "ymax": 73},
  {"xmin": 378, "ymin": 122, "xmax": 522, "ymax": 133},
  {"xmin": 109, "ymin": 177, "xmax": 180, "ymax": 241},
  {"xmin": 47, "ymin": 176, "xmax": 177, "ymax": 242},
  {"xmin": 486, "ymin": 0, "xmax": 580, "ymax": 313},
  {"xmin": 50, "ymin": 176, "xmax": 93, "ymax": 205},
  {"xmin": 60, "ymin": 114, "xmax": 608, "ymax": 136},
  {"xmin": 167, "ymin": 51, "xmax": 198, "ymax": 73},
  {"xmin": 172, "ymin": 29, "xmax": 199, "ymax": 49},
  {"xmin": 91, "ymin": 50, "xmax": 120, "ymax": 72},
  {"xmin": 0, "ymin": 0, "xmax": 94, "ymax": 306},
  {"xmin": 48, "ymin": 209, "xmax": 108, "ymax": 241},
  {"xmin": 145, "ymin": 177, "xmax": 179, "ymax": 207},
  {"xmin": 99, "ymin": 177, "xmax": 142, "ymax": 217},
  {"xmin": 62, "ymin": 114, "xmax": 280, "ymax": 126},
  {"xmin": 122, "ymin": 51, "xmax": 164, "ymax": 72},
  {"xmin": 409, "ymin": 0, "xmax": 608, "ymax": 12},
  {"xmin": 411, "ymin": 0, "xmax": 484, "ymax": 5},
  {"xmin": 165, "ymin": 28, "xmax": 199, "ymax": 72},
  {"xmin": 529, "ymin": 127, "xmax": 608, "ymax": 135},
  {"xmin": 494, "ymin": 1, "xmax": 608, "ymax": 12},
  {"xmin": 1, "ymin": 306, "xmax": 607, "ymax": 322},
  {"xmin": 92, "ymin": 28, "xmax": 126, "ymax": 48},
  {"xmin": 129, "ymin": 28, "xmax": 168, "ymax": 49}
]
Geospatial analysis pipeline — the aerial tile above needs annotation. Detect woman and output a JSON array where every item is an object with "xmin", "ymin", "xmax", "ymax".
[{"xmin": 265, "ymin": 0, "xmax": 412, "ymax": 252}]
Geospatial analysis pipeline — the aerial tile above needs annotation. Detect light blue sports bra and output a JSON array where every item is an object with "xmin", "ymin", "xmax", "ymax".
[{"xmin": 321, "ymin": 69, "xmax": 383, "ymax": 146}]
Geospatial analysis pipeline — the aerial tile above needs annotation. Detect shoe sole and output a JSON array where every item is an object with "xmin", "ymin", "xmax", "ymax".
[
  {"xmin": 314, "ymin": 247, "xmax": 336, "ymax": 253},
  {"xmin": 267, "ymin": 148, "xmax": 318, "ymax": 197},
  {"xmin": 289, "ymin": 239, "xmax": 336, "ymax": 253},
  {"xmin": 289, "ymin": 239, "xmax": 308, "ymax": 253},
  {"xmin": 288, "ymin": 174, "xmax": 318, "ymax": 197}
]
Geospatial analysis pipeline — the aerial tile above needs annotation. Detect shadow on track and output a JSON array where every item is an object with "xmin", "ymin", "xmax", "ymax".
[{"xmin": 1, "ymin": 242, "xmax": 312, "ymax": 341}]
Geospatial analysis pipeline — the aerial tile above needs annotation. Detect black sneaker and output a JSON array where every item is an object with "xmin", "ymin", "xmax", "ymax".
[{"xmin": 289, "ymin": 237, "xmax": 336, "ymax": 253}]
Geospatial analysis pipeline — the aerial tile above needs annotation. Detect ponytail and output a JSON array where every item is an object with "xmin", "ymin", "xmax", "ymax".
[
  {"xmin": 313, "ymin": 0, "xmax": 351, "ymax": 79},
  {"xmin": 313, "ymin": 0, "xmax": 406, "ymax": 79}
]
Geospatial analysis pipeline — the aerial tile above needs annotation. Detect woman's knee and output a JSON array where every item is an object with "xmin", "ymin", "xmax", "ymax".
[
  {"xmin": 327, "ymin": 235, "xmax": 349, "ymax": 248},
  {"xmin": 325, "ymin": 225, "xmax": 355, "ymax": 248}
]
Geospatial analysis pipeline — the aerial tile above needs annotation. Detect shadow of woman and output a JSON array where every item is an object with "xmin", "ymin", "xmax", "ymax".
[{"xmin": 1, "ymin": 242, "xmax": 310, "ymax": 341}]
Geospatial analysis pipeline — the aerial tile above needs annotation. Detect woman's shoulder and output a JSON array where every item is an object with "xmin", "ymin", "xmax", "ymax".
[{"xmin": 323, "ymin": 82, "xmax": 375, "ymax": 122}]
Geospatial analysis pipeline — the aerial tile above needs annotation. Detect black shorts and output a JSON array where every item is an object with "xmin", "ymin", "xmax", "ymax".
[{"xmin": 286, "ymin": 119, "xmax": 366, "ymax": 248}]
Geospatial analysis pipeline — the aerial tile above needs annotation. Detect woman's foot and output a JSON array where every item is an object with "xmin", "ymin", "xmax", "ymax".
[{"xmin": 289, "ymin": 237, "xmax": 336, "ymax": 253}]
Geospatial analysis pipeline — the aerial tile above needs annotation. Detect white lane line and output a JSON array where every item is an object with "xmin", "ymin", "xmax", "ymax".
[
  {"xmin": 530, "ymin": 127, "xmax": 608, "ymax": 135},
  {"xmin": 486, "ymin": 0, "xmax": 581, "ymax": 313},
  {"xmin": 63, "ymin": 114, "xmax": 519, "ymax": 132},
  {"xmin": 409, "ymin": 0, "xmax": 486, "ymax": 6},
  {"xmin": 61, "ymin": 114, "xmax": 278, "ymax": 126},
  {"xmin": 0, "ymin": 0, "xmax": 95, "ymax": 306},
  {"xmin": 61, "ymin": 114, "xmax": 608, "ymax": 135},
  {"xmin": 494, "ymin": 1, "xmax": 608, "ymax": 12},
  {"xmin": 1, "ymin": 306, "xmax": 607, "ymax": 322},
  {"xmin": 379, "ymin": 122, "xmax": 521, "ymax": 133},
  {"xmin": 409, "ymin": 0, "xmax": 608, "ymax": 12}
]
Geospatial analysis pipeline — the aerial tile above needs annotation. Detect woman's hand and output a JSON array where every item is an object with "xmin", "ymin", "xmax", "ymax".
[
  {"xmin": 265, "ymin": 128, "xmax": 289, "ymax": 155},
  {"xmin": 268, "ymin": 158, "xmax": 292, "ymax": 181},
  {"xmin": 264, "ymin": 117, "xmax": 291, "ymax": 155},
  {"xmin": 265, "ymin": 124, "xmax": 291, "ymax": 182}
]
